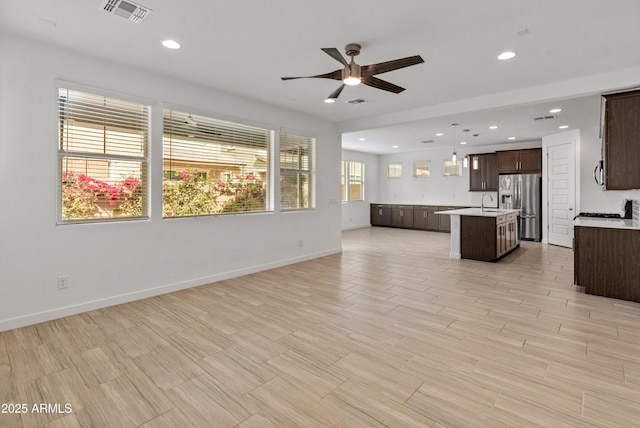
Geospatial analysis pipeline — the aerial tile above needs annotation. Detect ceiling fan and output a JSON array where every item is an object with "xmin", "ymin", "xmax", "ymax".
[{"xmin": 281, "ymin": 43, "xmax": 424, "ymax": 103}]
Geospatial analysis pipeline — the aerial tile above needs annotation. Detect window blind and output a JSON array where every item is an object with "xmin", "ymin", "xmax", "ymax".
[
  {"xmin": 341, "ymin": 161, "xmax": 347, "ymax": 202},
  {"xmin": 57, "ymin": 88, "xmax": 149, "ymax": 223},
  {"xmin": 348, "ymin": 161, "xmax": 364, "ymax": 201},
  {"xmin": 280, "ymin": 132, "xmax": 315, "ymax": 210},
  {"xmin": 163, "ymin": 109, "xmax": 271, "ymax": 217}
]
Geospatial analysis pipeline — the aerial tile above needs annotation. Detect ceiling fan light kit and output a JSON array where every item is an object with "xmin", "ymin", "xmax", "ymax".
[{"xmin": 282, "ymin": 43, "xmax": 424, "ymax": 102}]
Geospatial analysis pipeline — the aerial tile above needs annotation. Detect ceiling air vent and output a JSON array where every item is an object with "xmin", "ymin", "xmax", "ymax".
[
  {"xmin": 421, "ymin": 139, "xmax": 435, "ymax": 144},
  {"xmin": 533, "ymin": 114, "xmax": 557, "ymax": 121},
  {"xmin": 347, "ymin": 98, "xmax": 368, "ymax": 105},
  {"xmin": 100, "ymin": 0, "xmax": 152, "ymax": 24}
]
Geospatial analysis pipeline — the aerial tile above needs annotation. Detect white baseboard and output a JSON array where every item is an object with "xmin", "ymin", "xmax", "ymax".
[
  {"xmin": 341, "ymin": 224, "xmax": 371, "ymax": 230},
  {"xmin": 0, "ymin": 247, "xmax": 342, "ymax": 332}
]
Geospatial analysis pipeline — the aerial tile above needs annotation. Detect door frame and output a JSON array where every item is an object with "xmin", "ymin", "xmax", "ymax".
[{"xmin": 542, "ymin": 129, "xmax": 580, "ymax": 245}]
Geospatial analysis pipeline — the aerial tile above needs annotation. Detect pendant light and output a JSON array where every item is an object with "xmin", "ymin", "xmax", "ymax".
[
  {"xmin": 472, "ymin": 155, "xmax": 479, "ymax": 170},
  {"xmin": 450, "ymin": 123, "xmax": 458, "ymax": 162},
  {"xmin": 463, "ymin": 156, "xmax": 469, "ymax": 168}
]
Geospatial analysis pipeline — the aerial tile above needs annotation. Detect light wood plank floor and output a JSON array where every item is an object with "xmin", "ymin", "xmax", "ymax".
[{"xmin": 3, "ymin": 227, "xmax": 640, "ymax": 427}]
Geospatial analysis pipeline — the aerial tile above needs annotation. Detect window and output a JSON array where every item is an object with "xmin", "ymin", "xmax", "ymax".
[
  {"xmin": 414, "ymin": 161, "xmax": 430, "ymax": 177},
  {"xmin": 163, "ymin": 109, "xmax": 271, "ymax": 217},
  {"xmin": 387, "ymin": 163, "xmax": 402, "ymax": 178},
  {"xmin": 57, "ymin": 88, "xmax": 150, "ymax": 223},
  {"xmin": 341, "ymin": 160, "xmax": 365, "ymax": 202},
  {"xmin": 443, "ymin": 159, "xmax": 462, "ymax": 176},
  {"xmin": 280, "ymin": 132, "xmax": 314, "ymax": 210}
]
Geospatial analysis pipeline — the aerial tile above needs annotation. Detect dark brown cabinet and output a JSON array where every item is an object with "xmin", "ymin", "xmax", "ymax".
[
  {"xmin": 436, "ymin": 206, "xmax": 458, "ymax": 232},
  {"xmin": 413, "ymin": 205, "xmax": 439, "ymax": 230},
  {"xmin": 392, "ymin": 205, "xmax": 414, "ymax": 228},
  {"xmin": 461, "ymin": 214, "xmax": 518, "ymax": 261},
  {"xmin": 370, "ymin": 204, "xmax": 392, "ymax": 226},
  {"xmin": 497, "ymin": 148, "xmax": 542, "ymax": 174},
  {"xmin": 603, "ymin": 90, "xmax": 640, "ymax": 190},
  {"xmin": 574, "ymin": 226, "xmax": 640, "ymax": 302},
  {"xmin": 371, "ymin": 204, "xmax": 466, "ymax": 232},
  {"xmin": 469, "ymin": 153, "xmax": 498, "ymax": 191},
  {"xmin": 496, "ymin": 213, "xmax": 518, "ymax": 258}
]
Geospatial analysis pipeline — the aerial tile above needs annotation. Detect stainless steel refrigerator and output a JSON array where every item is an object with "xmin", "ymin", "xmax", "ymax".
[{"xmin": 498, "ymin": 174, "xmax": 542, "ymax": 241}]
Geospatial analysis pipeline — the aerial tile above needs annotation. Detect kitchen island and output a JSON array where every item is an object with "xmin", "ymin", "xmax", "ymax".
[{"xmin": 435, "ymin": 208, "xmax": 521, "ymax": 261}]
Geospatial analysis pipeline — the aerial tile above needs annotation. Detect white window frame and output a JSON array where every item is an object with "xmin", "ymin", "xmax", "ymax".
[
  {"xmin": 162, "ymin": 107, "xmax": 273, "ymax": 218},
  {"xmin": 414, "ymin": 161, "xmax": 431, "ymax": 177},
  {"xmin": 280, "ymin": 131, "xmax": 315, "ymax": 211},
  {"xmin": 387, "ymin": 162, "xmax": 402, "ymax": 178},
  {"xmin": 56, "ymin": 83, "xmax": 151, "ymax": 224},
  {"xmin": 341, "ymin": 160, "xmax": 365, "ymax": 202}
]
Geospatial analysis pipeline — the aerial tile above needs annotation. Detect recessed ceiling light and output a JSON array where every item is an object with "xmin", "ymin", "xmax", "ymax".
[
  {"xmin": 549, "ymin": 108, "xmax": 562, "ymax": 113},
  {"xmin": 489, "ymin": 125, "xmax": 498, "ymax": 130},
  {"xmin": 460, "ymin": 141, "xmax": 467, "ymax": 145},
  {"xmin": 162, "ymin": 40, "xmax": 181, "ymax": 49},
  {"xmin": 392, "ymin": 145, "xmax": 399, "ymax": 148},
  {"xmin": 359, "ymin": 138, "xmax": 366, "ymax": 141},
  {"xmin": 436, "ymin": 133, "xmax": 443, "ymax": 136},
  {"xmin": 324, "ymin": 98, "xmax": 335, "ymax": 104},
  {"xmin": 498, "ymin": 51, "xmax": 517, "ymax": 60},
  {"xmin": 508, "ymin": 137, "xmax": 516, "ymax": 140},
  {"xmin": 559, "ymin": 125, "xmax": 569, "ymax": 129}
]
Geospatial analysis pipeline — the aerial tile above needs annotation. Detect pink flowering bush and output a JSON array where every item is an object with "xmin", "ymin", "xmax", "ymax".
[
  {"xmin": 62, "ymin": 171, "xmax": 142, "ymax": 220},
  {"xmin": 163, "ymin": 170, "xmax": 266, "ymax": 217}
]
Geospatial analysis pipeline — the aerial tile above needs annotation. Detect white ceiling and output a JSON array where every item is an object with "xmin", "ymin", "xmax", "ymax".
[{"xmin": 2, "ymin": 0, "xmax": 639, "ymax": 154}]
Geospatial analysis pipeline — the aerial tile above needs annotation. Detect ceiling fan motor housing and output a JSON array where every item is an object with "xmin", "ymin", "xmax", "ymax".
[
  {"xmin": 342, "ymin": 63, "xmax": 361, "ymax": 81},
  {"xmin": 344, "ymin": 43, "xmax": 361, "ymax": 57}
]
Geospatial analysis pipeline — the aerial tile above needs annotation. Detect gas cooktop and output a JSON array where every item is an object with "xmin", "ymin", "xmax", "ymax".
[{"xmin": 577, "ymin": 212, "xmax": 622, "ymax": 219}]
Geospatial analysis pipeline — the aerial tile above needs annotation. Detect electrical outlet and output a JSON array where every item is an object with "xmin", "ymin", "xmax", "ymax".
[{"xmin": 57, "ymin": 275, "xmax": 69, "ymax": 290}]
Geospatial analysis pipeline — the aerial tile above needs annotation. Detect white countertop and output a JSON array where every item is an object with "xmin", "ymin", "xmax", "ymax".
[
  {"xmin": 574, "ymin": 217, "xmax": 640, "ymax": 230},
  {"xmin": 434, "ymin": 208, "xmax": 521, "ymax": 218}
]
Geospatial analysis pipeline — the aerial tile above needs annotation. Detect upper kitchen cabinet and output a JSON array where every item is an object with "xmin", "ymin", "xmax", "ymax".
[
  {"xmin": 603, "ymin": 90, "xmax": 640, "ymax": 190},
  {"xmin": 497, "ymin": 148, "xmax": 542, "ymax": 174},
  {"xmin": 469, "ymin": 153, "xmax": 498, "ymax": 191}
]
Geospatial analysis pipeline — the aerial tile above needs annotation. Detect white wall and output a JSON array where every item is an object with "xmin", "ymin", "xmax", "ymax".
[
  {"xmin": 0, "ymin": 34, "xmax": 342, "ymax": 331},
  {"xmin": 374, "ymin": 141, "xmax": 542, "ymax": 208},
  {"xmin": 341, "ymin": 149, "xmax": 379, "ymax": 229}
]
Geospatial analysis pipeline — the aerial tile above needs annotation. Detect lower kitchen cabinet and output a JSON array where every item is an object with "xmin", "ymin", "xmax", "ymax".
[
  {"xmin": 370, "ymin": 204, "xmax": 392, "ymax": 226},
  {"xmin": 436, "ymin": 206, "xmax": 459, "ymax": 232},
  {"xmin": 461, "ymin": 213, "xmax": 518, "ymax": 261},
  {"xmin": 370, "ymin": 204, "xmax": 466, "ymax": 232},
  {"xmin": 392, "ymin": 205, "xmax": 414, "ymax": 228},
  {"xmin": 414, "ymin": 205, "xmax": 439, "ymax": 230},
  {"xmin": 574, "ymin": 226, "xmax": 640, "ymax": 302}
]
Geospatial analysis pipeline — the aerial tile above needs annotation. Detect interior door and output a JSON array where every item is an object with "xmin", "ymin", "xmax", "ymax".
[{"xmin": 547, "ymin": 142, "xmax": 576, "ymax": 247}]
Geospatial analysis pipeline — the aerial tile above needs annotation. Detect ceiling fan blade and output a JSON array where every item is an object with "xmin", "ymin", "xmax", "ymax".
[
  {"xmin": 321, "ymin": 48, "xmax": 350, "ymax": 67},
  {"xmin": 362, "ymin": 76, "xmax": 405, "ymax": 94},
  {"xmin": 326, "ymin": 84, "xmax": 346, "ymax": 101},
  {"xmin": 362, "ymin": 55, "xmax": 424, "ymax": 77},
  {"xmin": 281, "ymin": 69, "xmax": 342, "ymax": 81}
]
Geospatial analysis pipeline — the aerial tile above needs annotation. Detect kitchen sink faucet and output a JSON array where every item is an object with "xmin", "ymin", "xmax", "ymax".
[{"xmin": 481, "ymin": 193, "xmax": 494, "ymax": 212}]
